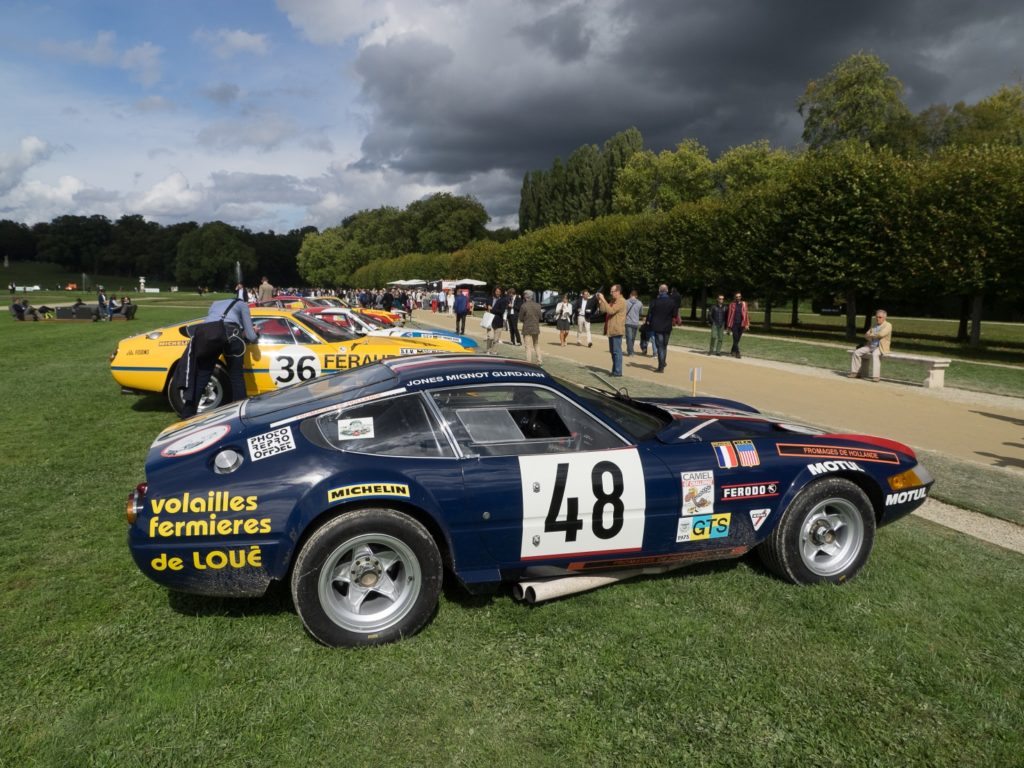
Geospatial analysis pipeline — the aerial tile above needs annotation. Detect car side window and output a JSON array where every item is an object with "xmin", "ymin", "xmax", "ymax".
[
  {"xmin": 429, "ymin": 384, "xmax": 624, "ymax": 457},
  {"xmin": 253, "ymin": 317, "xmax": 295, "ymax": 344},
  {"xmin": 314, "ymin": 393, "xmax": 455, "ymax": 458},
  {"xmin": 285, "ymin": 319, "xmax": 319, "ymax": 345}
]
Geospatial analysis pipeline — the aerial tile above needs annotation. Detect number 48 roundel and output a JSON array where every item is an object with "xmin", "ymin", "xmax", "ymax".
[{"xmin": 518, "ymin": 448, "xmax": 646, "ymax": 560}]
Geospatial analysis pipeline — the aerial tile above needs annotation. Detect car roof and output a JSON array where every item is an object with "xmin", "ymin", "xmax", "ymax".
[{"xmin": 383, "ymin": 354, "xmax": 551, "ymax": 389}]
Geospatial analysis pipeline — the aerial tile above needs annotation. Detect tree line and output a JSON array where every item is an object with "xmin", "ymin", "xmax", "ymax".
[
  {"xmin": 350, "ymin": 140, "xmax": 1024, "ymax": 345},
  {"xmin": 0, "ymin": 214, "xmax": 313, "ymax": 289}
]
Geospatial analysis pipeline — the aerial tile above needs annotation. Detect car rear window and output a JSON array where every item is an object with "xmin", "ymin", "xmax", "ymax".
[{"xmin": 243, "ymin": 362, "xmax": 398, "ymax": 419}]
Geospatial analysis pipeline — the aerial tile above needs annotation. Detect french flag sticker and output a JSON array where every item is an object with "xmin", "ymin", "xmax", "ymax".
[{"xmin": 713, "ymin": 441, "xmax": 738, "ymax": 469}]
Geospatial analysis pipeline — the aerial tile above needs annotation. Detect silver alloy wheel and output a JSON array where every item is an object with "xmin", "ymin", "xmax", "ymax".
[
  {"xmin": 798, "ymin": 496, "xmax": 866, "ymax": 577},
  {"xmin": 197, "ymin": 376, "xmax": 225, "ymax": 412},
  {"xmin": 317, "ymin": 532, "xmax": 422, "ymax": 634}
]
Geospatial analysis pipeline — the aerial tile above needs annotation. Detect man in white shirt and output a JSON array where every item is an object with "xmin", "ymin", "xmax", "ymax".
[{"xmin": 575, "ymin": 289, "xmax": 594, "ymax": 347}]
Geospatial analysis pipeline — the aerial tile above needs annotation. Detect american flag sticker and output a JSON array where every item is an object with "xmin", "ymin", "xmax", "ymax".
[
  {"xmin": 734, "ymin": 440, "xmax": 760, "ymax": 467},
  {"xmin": 712, "ymin": 441, "xmax": 738, "ymax": 469}
]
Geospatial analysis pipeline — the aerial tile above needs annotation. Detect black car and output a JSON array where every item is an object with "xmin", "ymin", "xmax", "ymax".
[{"xmin": 471, "ymin": 292, "xmax": 490, "ymax": 311}]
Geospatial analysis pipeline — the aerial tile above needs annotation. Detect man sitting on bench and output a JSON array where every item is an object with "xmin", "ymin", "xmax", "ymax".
[{"xmin": 849, "ymin": 309, "xmax": 892, "ymax": 382}]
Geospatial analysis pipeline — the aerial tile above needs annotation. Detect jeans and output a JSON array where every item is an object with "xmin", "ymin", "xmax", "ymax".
[
  {"xmin": 652, "ymin": 331, "xmax": 669, "ymax": 370},
  {"xmin": 730, "ymin": 326, "xmax": 744, "ymax": 355},
  {"xmin": 709, "ymin": 325, "xmax": 724, "ymax": 354},
  {"xmin": 625, "ymin": 324, "xmax": 638, "ymax": 355},
  {"xmin": 608, "ymin": 335, "xmax": 623, "ymax": 376},
  {"xmin": 455, "ymin": 313, "xmax": 467, "ymax": 334}
]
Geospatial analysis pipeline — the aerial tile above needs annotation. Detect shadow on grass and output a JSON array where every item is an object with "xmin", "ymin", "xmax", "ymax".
[
  {"xmin": 130, "ymin": 392, "xmax": 174, "ymax": 413},
  {"xmin": 168, "ymin": 579, "xmax": 294, "ymax": 618}
]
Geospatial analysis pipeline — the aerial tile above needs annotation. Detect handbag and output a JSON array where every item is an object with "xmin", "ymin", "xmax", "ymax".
[{"xmin": 480, "ymin": 311, "xmax": 495, "ymax": 330}]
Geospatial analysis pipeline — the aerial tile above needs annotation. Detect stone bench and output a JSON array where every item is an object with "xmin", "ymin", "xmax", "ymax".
[{"xmin": 848, "ymin": 349, "xmax": 952, "ymax": 388}]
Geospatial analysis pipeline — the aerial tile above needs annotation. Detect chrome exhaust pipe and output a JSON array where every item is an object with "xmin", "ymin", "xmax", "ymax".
[{"xmin": 514, "ymin": 563, "xmax": 692, "ymax": 604}]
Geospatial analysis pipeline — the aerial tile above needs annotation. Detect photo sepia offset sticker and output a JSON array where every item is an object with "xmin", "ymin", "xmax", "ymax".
[{"xmin": 247, "ymin": 426, "xmax": 296, "ymax": 462}]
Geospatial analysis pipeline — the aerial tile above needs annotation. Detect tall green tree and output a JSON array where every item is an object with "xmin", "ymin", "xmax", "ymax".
[
  {"xmin": 565, "ymin": 143, "xmax": 601, "ymax": 223},
  {"xmin": 594, "ymin": 127, "xmax": 644, "ymax": 216},
  {"xmin": 613, "ymin": 139, "xmax": 714, "ymax": 214},
  {"xmin": 797, "ymin": 52, "xmax": 912, "ymax": 150},
  {"xmin": 712, "ymin": 140, "xmax": 795, "ymax": 195},
  {"xmin": 783, "ymin": 142, "xmax": 915, "ymax": 339},
  {"xmin": 174, "ymin": 221, "xmax": 256, "ymax": 289},
  {"xmin": 406, "ymin": 193, "xmax": 489, "ymax": 252},
  {"xmin": 916, "ymin": 144, "xmax": 1024, "ymax": 346},
  {"xmin": 35, "ymin": 215, "xmax": 113, "ymax": 275}
]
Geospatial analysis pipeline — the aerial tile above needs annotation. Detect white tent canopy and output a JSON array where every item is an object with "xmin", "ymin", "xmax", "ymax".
[
  {"xmin": 387, "ymin": 279, "xmax": 427, "ymax": 286},
  {"xmin": 453, "ymin": 278, "xmax": 486, "ymax": 286}
]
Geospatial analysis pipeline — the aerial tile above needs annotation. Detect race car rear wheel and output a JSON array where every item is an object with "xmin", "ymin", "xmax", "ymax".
[
  {"xmin": 291, "ymin": 508, "xmax": 442, "ymax": 647},
  {"xmin": 759, "ymin": 477, "xmax": 875, "ymax": 585},
  {"xmin": 166, "ymin": 365, "xmax": 228, "ymax": 417}
]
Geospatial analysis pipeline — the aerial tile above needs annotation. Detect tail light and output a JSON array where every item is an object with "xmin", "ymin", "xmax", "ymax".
[{"xmin": 125, "ymin": 483, "xmax": 148, "ymax": 524}]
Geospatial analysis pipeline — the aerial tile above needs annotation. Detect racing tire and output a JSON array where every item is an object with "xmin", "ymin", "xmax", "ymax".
[
  {"xmin": 291, "ymin": 508, "xmax": 443, "ymax": 647},
  {"xmin": 758, "ymin": 477, "xmax": 875, "ymax": 586},
  {"xmin": 166, "ymin": 365, "xmax": 229, "ymax": 417}
]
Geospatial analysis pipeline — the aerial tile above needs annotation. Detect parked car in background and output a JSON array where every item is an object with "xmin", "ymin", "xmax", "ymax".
[{"xmin": 109, "ymin": 308, "xmax": 461, "ymax": 415}]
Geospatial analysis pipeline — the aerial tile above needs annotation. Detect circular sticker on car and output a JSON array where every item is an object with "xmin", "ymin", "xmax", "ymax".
[
  {"xmin": 270, "ymin": 346, "xmax": 322, "ymax": 387},
  {"xmin": 160, "ymin": 424, "xmax": 231, "ymax": 458}
]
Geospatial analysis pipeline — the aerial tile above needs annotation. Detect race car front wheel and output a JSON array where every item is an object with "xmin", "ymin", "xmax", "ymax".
[
  {"xmin": 291, "ymin": 508, "xmax": 443, "ymax": 647},
  {"xmin": 759, "ymin": 477, "xmax": 876, "ymax": 585}
]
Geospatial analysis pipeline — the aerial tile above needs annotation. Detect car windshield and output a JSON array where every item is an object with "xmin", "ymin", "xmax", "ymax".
[
  {"xmin": 294, "ymin": 311, "xmax": 360, "ymax": 341},
  {"xmin": 243, "ymin": 362, "xmax": 399, "ymax": 419},
  {"xmin": 557, "ymin": 378, "xmax": 670, "ymax": 441}
]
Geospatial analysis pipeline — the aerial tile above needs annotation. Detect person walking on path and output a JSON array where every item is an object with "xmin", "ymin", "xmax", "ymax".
[
  {"xmin": 453, "ymin": 290, "xmax": 469, "ymax": 334},
  {"xmin": 646, "ymin": 284, "xmax": 675, "ymax": 373},
  {"xmin": 707, "ymin": 293, "xmax": 727, "ymax": 356},
  {"xmin": 596, "ymin": 285, "xmax": 626, "ymax": 377},
  {"xmin": 485, "ymin": 287, "xmax": 508, "ymax": 353},
  {"xmin": 519, "ymin": 290, "xmax": 544, "ymax": 364},
  {"xmin": 624, "ymin": 290, "xmax": 642, "ymax": 356},
  {"xmin": 554, "ymin": 294, "xmax": 574, "ymax": 346},
  {"xmin": 849, "ymin": 309, "xmax": 892, "ymax": 381},
  {"xmin": 506, "ymin": 288, "xmax": 522, "ymax": 346},
  {"xmin": 257, "ymin": 276, "xmax": 274, "ymax": 303},
  {"xmin": 726, "ymin": 292, "xmax": 750, "ymax": 358},
  {"xmin": 574, "ymin": 289, "xmax": 595, "ymax": 347}
]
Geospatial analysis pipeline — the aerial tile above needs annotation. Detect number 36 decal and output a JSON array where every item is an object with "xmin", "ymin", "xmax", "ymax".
[
  {"xmin": 519, "ymin": 449, "xmax": 646, "ymax": 559},
  {"xmin": 270, "ymin": 346, "xmax": 322, "ymax": 387}
]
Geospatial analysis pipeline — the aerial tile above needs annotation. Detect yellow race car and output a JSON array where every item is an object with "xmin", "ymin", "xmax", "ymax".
[{"xmin": 110, "ymin": 307, "xmax": 464, "ymax": 415}]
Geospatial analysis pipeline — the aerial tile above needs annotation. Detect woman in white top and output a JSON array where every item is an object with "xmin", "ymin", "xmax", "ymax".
[{"xmin": 554, "ymin": 294, "xmax": 574, "ymax": 346}]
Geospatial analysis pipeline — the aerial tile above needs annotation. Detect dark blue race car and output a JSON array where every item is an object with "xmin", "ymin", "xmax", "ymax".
[{"xmin": 126, "ymin": 355, "xmax": 933, "ymax": 647}]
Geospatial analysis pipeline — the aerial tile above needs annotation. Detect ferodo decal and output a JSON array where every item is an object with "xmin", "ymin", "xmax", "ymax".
[
  {"xmin": 682, "ymin": 470, "xmax": 714, "ymax": 515},
  {"xmin": 327, "ymin": 483, "xmax": 410, "ymax": 502},
  {"xmin": 721, "ymin": 481, "xmax": 780, "ymax": 501},
  {"xmin": 749, "ymin": 508, "xmax": 771, "ymax": 531},
  {"xmin": 677, "ymin": 513, "xmax": 731, "ymax": 542},
  {"xmin": 886, "ymin": 488, "xmax": 927, "ymax": 506},
  {"xmin": 777, "ymin": 443, "xmax": 899, "ymax": 464},
  {"xmin": 270, "ymin": 346, "xmax": 321, "ymax": 387},
  {"xmin": 247, "ymin": 426, "xmax": 296, "ymax": 462},
  {"xmin": 519, "ymin": 448, "xmax": 645, "ymax": 560},
  {"xmin": 807, "ymin": 460, "xmax": 863, "ymax": 476},
  {"xmin": 160, "ymin": 425, "xmax": 231, "ymax": 457}
]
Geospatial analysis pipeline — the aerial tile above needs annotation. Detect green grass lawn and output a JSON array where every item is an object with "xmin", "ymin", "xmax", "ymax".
[{"xmin": 2, "ymin": 311, "xmax": 1023, "ymax": 767}]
